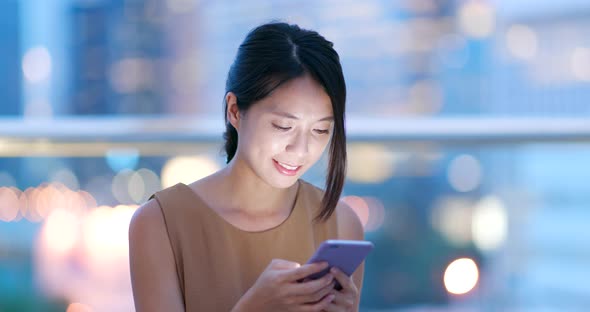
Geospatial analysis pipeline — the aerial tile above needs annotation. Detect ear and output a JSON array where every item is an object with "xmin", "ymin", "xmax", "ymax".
[{"xmin": 225, "ymin": 92, "xmax": 240, "ymax": 130}]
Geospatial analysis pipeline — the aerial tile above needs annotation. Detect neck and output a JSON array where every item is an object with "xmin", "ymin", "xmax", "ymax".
[{"xmin": 215, "ymin": 157, "xmax": 299, "ymax": 218}]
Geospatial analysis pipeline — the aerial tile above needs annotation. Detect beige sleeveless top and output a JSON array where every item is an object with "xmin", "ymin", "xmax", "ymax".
[{"xmin": 149, "ymin": 180, "xmax": 340, "ymax": 311}]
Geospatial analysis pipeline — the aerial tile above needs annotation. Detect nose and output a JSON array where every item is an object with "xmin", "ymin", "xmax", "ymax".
[{"xmin": 286, "ymin": 130, "xmax": 309, "ymax": 158}]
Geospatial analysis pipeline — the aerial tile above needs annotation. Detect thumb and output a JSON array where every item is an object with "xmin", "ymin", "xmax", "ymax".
[{"xmin": 270, "ymin": 259, "xmax": 301, "ymax": 270}]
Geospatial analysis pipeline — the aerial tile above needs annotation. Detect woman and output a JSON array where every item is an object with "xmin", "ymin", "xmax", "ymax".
[{"xmin": 129, "ymin": 22, "xmax": 365, "ymax": 311}]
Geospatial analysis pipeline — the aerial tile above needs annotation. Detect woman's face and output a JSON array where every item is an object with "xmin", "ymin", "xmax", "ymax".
[{"xmin": 231, "ymin": 75, "xmax": 334, "ymax": 189}]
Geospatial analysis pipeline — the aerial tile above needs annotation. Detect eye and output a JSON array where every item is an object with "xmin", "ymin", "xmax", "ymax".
[
  {"xmin": 314, "ymin": 129, "xmax": 330, "ymax": 135},
  {"xmin": 272, "ymin": 124, "xmax": 291, "ymax": 131}
]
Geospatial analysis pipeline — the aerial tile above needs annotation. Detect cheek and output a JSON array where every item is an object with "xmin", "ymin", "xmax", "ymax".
[
  {"xmin": 250, "ymin": 131, "xmax": 288, "ymax": 156},
  {"xmin": 267, "ymin": 138, "xmax": 286, "ymax": 155},
  {"xmin": 309, "ymin": 138, "xmax": 330, "ymax": 159}
]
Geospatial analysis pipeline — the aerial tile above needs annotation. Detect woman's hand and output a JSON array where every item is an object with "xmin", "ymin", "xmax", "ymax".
[
  {"xmin": 321, "ymin": 267, "xmax": 359, "ymax": 312},
  {"xmin": 233, "ymin": 259, "xmax": 337, "ymax": 312}
]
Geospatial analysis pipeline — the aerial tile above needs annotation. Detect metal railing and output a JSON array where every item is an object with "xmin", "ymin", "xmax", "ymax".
[{"xmin": 1, "ymin": 116, "xmax": 590, "ymax": 156}]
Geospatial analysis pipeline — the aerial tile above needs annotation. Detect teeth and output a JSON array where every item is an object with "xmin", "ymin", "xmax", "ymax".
[{"xmin": 278, "ymin": 161, "xmax": 299, "ymax": 170}]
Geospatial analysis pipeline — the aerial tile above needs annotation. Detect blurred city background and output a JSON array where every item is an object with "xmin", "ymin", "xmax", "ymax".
[{"xmin": 1, "ymin": 0, "xmax": 590, "ymax": 311}]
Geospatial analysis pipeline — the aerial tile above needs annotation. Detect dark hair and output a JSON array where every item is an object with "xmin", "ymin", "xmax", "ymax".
[{"xmin": 223, "ymin": 22, "xmax": 347, "ymax": 222}]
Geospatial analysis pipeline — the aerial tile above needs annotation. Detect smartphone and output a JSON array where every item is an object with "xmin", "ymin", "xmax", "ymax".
[{"xmin": 304, "ymin": 240, "xmax": 374, "ymax": 289}]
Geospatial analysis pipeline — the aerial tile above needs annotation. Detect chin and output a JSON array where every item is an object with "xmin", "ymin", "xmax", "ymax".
[
  {"xmin": 268, "ymin": 176, "xmax": 300, "ymax": 189},
  {"xmin": 263, "ymin": 168, "xmax": 304, "ymax": 189}
]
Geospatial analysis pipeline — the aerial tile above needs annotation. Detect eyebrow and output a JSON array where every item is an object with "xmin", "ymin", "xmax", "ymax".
[{"xmin": 271, "ymin": 111, "xmax": 334, "ymax": 122}]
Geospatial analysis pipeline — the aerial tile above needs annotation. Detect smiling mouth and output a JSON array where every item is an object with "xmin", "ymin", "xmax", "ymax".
[{"xmin": 273, "ymin": 159, "xmax": 302, "ymax": 175}]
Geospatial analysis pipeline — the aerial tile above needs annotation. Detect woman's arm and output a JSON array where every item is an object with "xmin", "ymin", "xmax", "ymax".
[{"xmin": 128, "ymin": 199, "xmax": 185, "ymax": 312}]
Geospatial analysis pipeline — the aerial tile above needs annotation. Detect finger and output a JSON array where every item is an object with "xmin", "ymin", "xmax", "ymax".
[
  {"xmin": 325, "ymin": 292, "xmax": 355, "ymax": 312},
  {"xmin": 288, "ymin": 273, "xmax": 334, "ymax": 298},
  {"xmin": 269, "ymin": 258, "xmax": 301, "ymax": 270},
  {"xmin": 330, "ymin": 267, "xmax": 356, "ymax": 292},
  {"xmin": 295, "ymin": 279, "xmax": 336, "ymax": 305},
  {"xmin": 328, "ymin": 291, "xmax": 355, "ymax": 307},
  {"xmin": 281, "ymin": 261, "xmax": 329, "ymax": 282},
  {"xmin": 322, "ymin": 302, "xmax": 339, "ymax": 312},
  {"xmin": 300, "ymin": 293, "xmax": 335, "ymax": 312}
]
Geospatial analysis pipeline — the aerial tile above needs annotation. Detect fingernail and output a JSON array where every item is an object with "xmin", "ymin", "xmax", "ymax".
[{"xmin": 330, "ymin": 267, "xmax": 337, "ymax": 273}]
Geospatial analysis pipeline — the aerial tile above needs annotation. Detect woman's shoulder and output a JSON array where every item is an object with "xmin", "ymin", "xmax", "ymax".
[
  {"xmin": 129, "ymin": 196, "xmax": 167, "ymax": 240},
  {"xmin": 149, "ymin": 182, "xmax": 188, "ymax": 202},
  {"xmin": 128, "ymin": 198, "xmax": 185, "ymax": 310},
  {"xmin": 130, "ymin": 183, "xmax": 194, "ymax": 236}
]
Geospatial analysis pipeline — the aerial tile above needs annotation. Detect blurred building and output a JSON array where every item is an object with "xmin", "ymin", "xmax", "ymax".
[
  {"xmin": 0, "ymin": 1, "xmax": 22, "ymax": 189},
  {"xmin": 70, "ymin": 0, "xmax": 166, "ymax": 115},
  {"xmin": 485, "ymin": 7, "xmax": 590, "ymax": 308},
  {"xmin": 490, "ymin": 16, "xmax": 590, "ymax": 115},
  {"xmin": 0, "ymin": 0, "xmax": 21, "ymax": 116}
]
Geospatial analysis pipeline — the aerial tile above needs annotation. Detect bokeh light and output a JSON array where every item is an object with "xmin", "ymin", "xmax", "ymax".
[
  {"xmin": 347, "ymin": 144, "xmax": 395, "ymax": 183},
  {"xmin": 82, "ymin": 205, "xmax": 136, "ymax": 274},
  {"xmin": 506, "ymin": 24, "xmax": 538, "ymax": 61},
  {"xmin": 36, "ymin": 203, "xmax": 137, "ymax": 312},
  {"xmin": 137, "ymin": 168, "xmax": 161, "ymax": 202},
  {"xmin": 571, "ymin": 47, "xmax": 590, "ymax": 81},
  {"xmin": 444, "ymin": 258, "xmax": 479, "ymax": 295},
  {"xmin": 50, "ymin": 168, "xmax": 80, "ymax": 190},
  {"xmin": 41, "ymin": 208, "xmax": 79, "ymax": 256},
  {"xmin": 78, "ymin": 190, "xmax": 98, "ymax": 210},
  {"xmin": 457, "ymin": 1, "xmax": 495, "ymax": 39},
  {"xmin": 447, "ymin": 154, "xmax": 482, "ymax": 192},
  {"xmin": 23, "ymin": 187, "xmax": 43, "ymax": 222},
  {"xmin": 161, "ymin": 155, "xmax": 220, "ymax": 188},
  {"xmin": 0, "ymin": 187, "xmax": 20, "ymax": 222},
  {"xmin": 431, "ymin": 197, "xmax": 473, "ymax": 246},
  {"xmin": 14, "ymin": 191, "xmax": 26, "ymax": 222},
  {"xmin": 67, "ymin": 187, "xmax": 94, "ymax": 215},
  {"xmin": 364, "ymin": 196, "xmax": 386, "ymax": 232},
  {"xmin": 109, "ymin": 58, "xmax": 154, "ymax": 93},
  {"xmin": 341, "ymin": 196, "xmax": 369, "ymax": 228},
  {"xmin": 472, "ymin": 195, "xmax": 508, "ymax": 252},
  {"xmin": 33, "ymin": 183, "xmax": 61, "ymax": 219},
  {"xmin": 22, "ymin": 46, "xmax": 52, "ymax": 83},
  {"xmin": 112, "ymin": 169, "xmax": 134, "ymax": 204},
  {"xmin": 0, "ymin": 182, "xmax": 98, "ymax": 224},
  {"xmin": 128, "ymin": 171, "xmax": 146, "ymax": 204},
  {"xmin": 341, "ymin": 195, "xmax": 386, "ymax": 232},
  {"xmin": 126, "ymin": 168, "xmax": 161, "ymax": 204}
]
